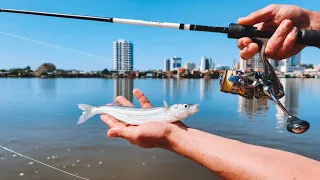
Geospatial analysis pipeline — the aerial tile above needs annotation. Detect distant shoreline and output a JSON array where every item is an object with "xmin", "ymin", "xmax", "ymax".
[{"xmin": 0, "ymin": 76, "xmax": 318, "ymax": 79}]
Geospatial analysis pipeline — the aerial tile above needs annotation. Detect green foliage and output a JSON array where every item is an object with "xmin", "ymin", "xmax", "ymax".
[
  {"xmin": 40, "ymin": 72, "xmax": 48, "ymax": 76},
  {"xmin": 25, "ymin": 66, "xmax": 31, "ymax": 71},
  {"xmin": 9, "ymin": 68, "xmax": 25, "ymax": 75},
  {"xmin": 306, "ymin": 64, "xmax": 314, "ymax": 69},
  {"xmin": 101, "ymin": 68, "xmax": 109, "ymax": 75},
  {"xmin": 301, "ymin": 64, "xmax": 314, "ymax": 69}
]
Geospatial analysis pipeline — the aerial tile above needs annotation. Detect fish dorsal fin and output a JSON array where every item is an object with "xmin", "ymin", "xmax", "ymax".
[{"xmin": 163, "ymin": 100, "xmax": 169, "ymax": 109}]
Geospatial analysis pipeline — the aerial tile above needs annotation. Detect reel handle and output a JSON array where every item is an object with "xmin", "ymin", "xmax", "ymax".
[
  {"xmin": 263, "ymin": 85, "xmax": 310, "ymax": 134},
  {"xmin": 287, "ymin": 117, "xmax": 310, "ymax": 134}
]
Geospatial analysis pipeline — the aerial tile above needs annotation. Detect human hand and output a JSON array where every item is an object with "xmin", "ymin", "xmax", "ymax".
[
  {"xmin": 237, "ymin": 4, "xmax": 315, "ymax": 60},
  {"xmin": 100, "ymin": 89, "xmax": 188, "ymax": 149}
]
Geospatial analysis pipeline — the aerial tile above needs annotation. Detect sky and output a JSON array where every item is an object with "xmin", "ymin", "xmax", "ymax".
[{"xmin": 0, "ymin": 0, "xmax": 319, "ymax": 71}]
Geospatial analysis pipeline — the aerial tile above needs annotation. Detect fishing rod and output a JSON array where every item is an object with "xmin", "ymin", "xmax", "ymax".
[{"xmin": 1, "ymin": 8, "xmax": 320, "ymax": 46}]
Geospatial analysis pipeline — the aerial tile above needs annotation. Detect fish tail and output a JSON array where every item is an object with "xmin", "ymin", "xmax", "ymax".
[{"xmin": 78, "ymin": 104, "xmax": 95, "ymax": 124}]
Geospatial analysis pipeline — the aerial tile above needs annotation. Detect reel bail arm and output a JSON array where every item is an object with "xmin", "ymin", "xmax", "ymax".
[{"xmin": 255, "ymin": 38, "xmax": 310, "ymax": 134}]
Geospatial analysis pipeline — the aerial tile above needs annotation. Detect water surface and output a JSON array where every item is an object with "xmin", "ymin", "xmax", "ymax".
[{"xmin": 0, "ymin": 78, "xmax": 319, "ymax": 180}]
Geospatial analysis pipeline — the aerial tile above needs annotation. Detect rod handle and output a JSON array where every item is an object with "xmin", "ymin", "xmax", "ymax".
[{"xmin": 227, "ymin": 23, "xmax": 320, "ymax": 47}]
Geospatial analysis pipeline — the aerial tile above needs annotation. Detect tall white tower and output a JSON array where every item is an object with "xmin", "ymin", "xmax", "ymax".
[
  {"xmin": 200, "ymin": 56, "xmax": 210, "ymax": 72},
  {"xmin": 113, "ymin": 39, "xmax": 133, "ymax": 71}
]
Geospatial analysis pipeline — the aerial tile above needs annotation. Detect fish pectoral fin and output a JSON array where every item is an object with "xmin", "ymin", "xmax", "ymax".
[{"xmin": 163, "ymin": 100, "xmax": 169, "ymax": 109}]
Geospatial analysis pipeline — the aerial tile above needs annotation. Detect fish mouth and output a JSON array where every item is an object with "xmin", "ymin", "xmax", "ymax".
[{"xmin": 191, "ymin": 104, "xmax": 200, "ymax": 113}]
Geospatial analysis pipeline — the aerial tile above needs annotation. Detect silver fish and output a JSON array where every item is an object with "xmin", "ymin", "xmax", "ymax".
[{"xmin": 77, "ymin": 101, "xmax": 199, "ymax": 125}]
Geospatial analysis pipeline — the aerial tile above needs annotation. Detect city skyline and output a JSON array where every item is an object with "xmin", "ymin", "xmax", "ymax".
[
  {"xmin": 163, "ymin": 55, "xmax": 216, "ymax": 72},
  {"xmin": 239, "ymin": 52, "xmax": 303, "ymax": 73}
]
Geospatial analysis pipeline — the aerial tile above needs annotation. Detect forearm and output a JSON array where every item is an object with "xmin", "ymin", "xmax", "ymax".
[{"xmin": 166, "ymin": 126, "xmax": 320, "ymax": 180}]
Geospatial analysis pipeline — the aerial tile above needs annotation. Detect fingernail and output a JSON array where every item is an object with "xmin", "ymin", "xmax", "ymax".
[
  {"xmin": 292, "ymin": 27, "xmax": 298, "ymax": 33},
  {"xmin": 106, "ymin": 119, "xmax": 113, "ymax": 125},
  {"xmin": 102, "ymin": 115, "xmax": 109, "ymax": 120},
  {"xmin": 238, "ymin": 17, "xmax": 245, "ymax": 21}
]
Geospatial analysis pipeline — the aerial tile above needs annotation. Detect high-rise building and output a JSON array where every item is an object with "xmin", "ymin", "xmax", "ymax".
[
  {"xmin": 163, "ymin": 58, "xmax": 170, "ymax": 72},
  {"xmin": 239, "ymin": 52, "xmax": 303, "ymax": 73},
  {"xmin": 236, "ymin": 61, "xmax": 240, "ymax": 70},
  {"xmin": 269, "ymin": 59, "xmax": 280, "ymax": 68},
  {"xmin": 113, "ymin": 39, "xmax": 133, "ymax": 71},
  {"xmin": 200, "ymin": 56, "xmax": 211, "ymax": 72},
  {"xmin": 209, "ymin": 57, "xmax": 213, "ymax": 69},
  {"xmin": 171, "ymin": 56, "xmax": 182, "ymax": 70},
  {"xmin": 239, "ymin": 53, "xmax": 282, "ymax": 71},
  {"xmin": 183, "ymin": 62, "xmax": 196, "ymax": 72},
  {"xmin": 279, "ymin": 52, "xmax": 304, "ymax": 73},
  {"xmin": 239, "ymin": 53, "xmax": 263, "ymax": 71},
  {"xmin": 211, "ymin": 62, "xmax": 215, "ymax": 70}
]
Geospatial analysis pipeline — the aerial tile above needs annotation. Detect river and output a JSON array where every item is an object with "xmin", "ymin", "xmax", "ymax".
[{"xmin": 0, "ymin": 78, "xmax": 319, "ymax": 180}]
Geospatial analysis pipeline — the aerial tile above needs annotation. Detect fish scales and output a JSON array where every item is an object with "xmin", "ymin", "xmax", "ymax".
[{"xmin": 94, "ymin": 106, "xmax": 167, "ymax": 124}]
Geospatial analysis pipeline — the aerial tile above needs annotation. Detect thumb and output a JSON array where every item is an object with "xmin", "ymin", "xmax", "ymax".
[
  {"xmin": 108, "ymin": 127, "xmax": 130, "ymax": 138},
  {"xmin": 238, "ymin": 5, "xmax": 275, "ymax": 25}
]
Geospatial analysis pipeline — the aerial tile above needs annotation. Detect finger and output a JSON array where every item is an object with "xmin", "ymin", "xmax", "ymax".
[
  {"xmin": 237, "ymin": 37, "xmax": 252, "ymax": 50},
  {"xmin": 254, "ymin": 22, "xmax": 277, "ymax": 31},
  {"xmin": 265, "ymin": 19, "xmax": 293, "ymax": 58},
  {"xmin": 101, "ymin": 115, "xmax": 126, "ymax": 128},
  {"xmin": 133, "ymin": 89, "xmax": 152, "ymax": 108},
  {"xmin": 275, "ymin": 26, "xmax": 298, "ymax": 59},
  {"xmin": 263, "ymin": 21, "xmax": 281, "ymax": 29},
  {"xmin": 240, "ymin": 43, "xmax": 259, "ymax": 60},
  {"xmin": 238, "ymin": 5, "xmax": 276, "ymax": 25},
  {"xmin": 116, "ymin": 96, "xmax": 134, "ymax": 107}
]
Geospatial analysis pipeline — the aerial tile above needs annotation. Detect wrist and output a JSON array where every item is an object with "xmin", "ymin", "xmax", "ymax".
[
  {"xmin": 307, "ymin": 10, "xmax": 320, "ymax": 30},
  {"xmin": 163, "ymin": 124, "xmax": 188, "ymax": 151}
]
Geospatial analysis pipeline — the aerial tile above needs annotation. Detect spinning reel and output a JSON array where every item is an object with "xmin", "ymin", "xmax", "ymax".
[{"xmin": 219, "ymin": 39, "xmax": 310, "ymax": 134}]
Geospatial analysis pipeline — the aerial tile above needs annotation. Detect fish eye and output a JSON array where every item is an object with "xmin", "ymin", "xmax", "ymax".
[{"xmin": 184, "ymin": 104, "xmax": 188, "ymax": 108}]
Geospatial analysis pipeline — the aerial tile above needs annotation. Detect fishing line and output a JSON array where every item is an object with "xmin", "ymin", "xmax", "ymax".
[
  {"xmin": 252, "ymin": 87, "xmax": 256, "ymax": 145},
  {"xmin": 0, "ymin": 31, "xmax": 107, "ymax": 60},
  {"xmin": 0, "ymin": 32, "xmax": 146, "ymax": 71},
  {"xmin": 0, "ymin": 145, "xmax": 90, "ymax": 180},
  {"xmin": 196, "ymin": 80, "xmax": 214, "ymax": 105}
]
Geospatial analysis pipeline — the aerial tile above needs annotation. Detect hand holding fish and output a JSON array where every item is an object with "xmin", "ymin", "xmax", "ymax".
[{"xmin": 100, "ymin": 89, "xmax": 189, "ymax": 149}]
